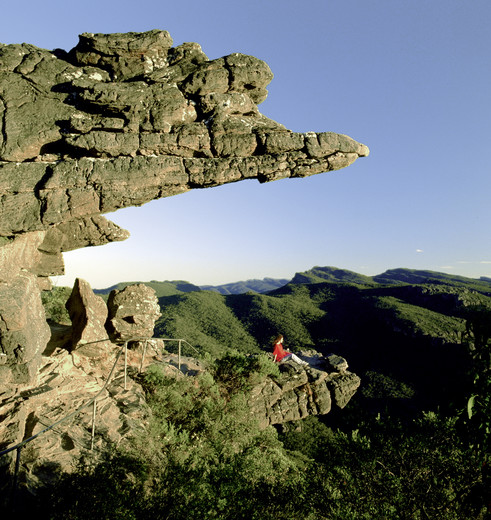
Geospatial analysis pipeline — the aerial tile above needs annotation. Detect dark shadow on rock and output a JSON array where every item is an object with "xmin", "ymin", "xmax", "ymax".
[{"xmin": 43, "ymin": 321, "xmax": 72, "ymax": 356}]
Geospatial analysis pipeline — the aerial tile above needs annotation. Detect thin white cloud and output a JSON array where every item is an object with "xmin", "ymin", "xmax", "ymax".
[
  {"xmin": 416, "ymin": 249, "xmax": 424, "ymax": 253},
  {"xmin": 457, "ymin": 260, "xmax": 491, "ymax": 265}
]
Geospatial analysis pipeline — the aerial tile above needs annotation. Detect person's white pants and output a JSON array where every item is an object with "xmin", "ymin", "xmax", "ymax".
[{"xmin": 284, "ymin": 353, "xmax": 308, "ymax": 366}]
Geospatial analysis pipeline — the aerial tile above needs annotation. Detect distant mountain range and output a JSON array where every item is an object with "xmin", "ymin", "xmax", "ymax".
[
  {"xmin": 291, "ymin": 266, "xmax": 491, "ymax": 293},
  {"xmin": 148, "ymin": 265, "xmax": 491, "ymax": 414},
  {"xmin": 93, "ymin": 266, "xmax": 491, "ymax": 297},
  {"xmin": 54, "ymin": 265, "xmax": 491, "ymax": 415},
  {"xmin": 94, "ymin": 277, "xmax": 289, "ymax": 297},
  {"xmin": 200, "ymin": 277, "xmax": 290, "ymax": 295},
  {"xmin": 94, "ymin": 280, "xmax": 202, "ymax": 298}
]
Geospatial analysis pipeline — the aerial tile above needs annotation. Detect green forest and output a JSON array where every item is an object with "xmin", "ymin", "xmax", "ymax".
[{"xmin": 34, "ymin": 267, "xmax": 491, "ymax": 518}]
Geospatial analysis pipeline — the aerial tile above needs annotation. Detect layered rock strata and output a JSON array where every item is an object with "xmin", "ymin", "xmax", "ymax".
[
  {"xmin": 0, "ymin": 281, "xmax": 165, "ymax": 499},
  {"xmin": 0, "ymin": 30, "xmax": 367, "ymax": 503},
  {"xmin": 0, "ymin": 344, "xmax": 152, "ymax": 498},
  {"xmin": 0, "ymin": 29, "xmax": 368, "ymax": 387},
  {"xmin": 0, "ymin": 341, "xmax": 359, "ymax": 499},
  {"xmin": 0, "ymin": 30, "xmax": 368, "ymax": 237},
  {"xmin": 250, "ymin": 354, "xmax": 360, "ymax": 428}
]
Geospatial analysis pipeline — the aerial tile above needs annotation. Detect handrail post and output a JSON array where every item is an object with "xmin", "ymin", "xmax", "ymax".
[
  {"xmin": 178, "ymin": 339, "xmax": 182, "ymax": 371},
  {"xmin": 139, "ymin": 339, "xmax": 148, "ymax": 373},
  {"xmin": 90, "ymin": 399, "xmax": 97, "ymax": 450},
  {"xmin": 124, "ymin": 341, "xmax": 128, "ymax": 390}
]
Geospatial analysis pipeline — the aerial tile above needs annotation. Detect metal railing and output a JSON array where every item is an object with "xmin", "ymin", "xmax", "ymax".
[
  {"xmin": 157, "ymin": 338, "xmax": 199, "ymax": 372},
  {"xmin": 0, "ymin": 335, "xmax": 198, "ymax": 509}
]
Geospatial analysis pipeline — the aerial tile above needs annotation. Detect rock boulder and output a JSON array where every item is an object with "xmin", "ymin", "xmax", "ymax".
[
  {"xmin": 249, "ymin": 355, "xmax": 360, "ymax": 428},
  {"xmin": 0, "ymin": 273, "xmax": 50, "ymax": 385},
  {"xmin": 106, "ymin": 284, "xmax": 161, "ymax": 342}
]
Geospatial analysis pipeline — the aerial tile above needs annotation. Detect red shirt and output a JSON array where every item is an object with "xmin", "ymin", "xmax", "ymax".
[{"xmin": 272, "ymin": 342, "xmax": 290, "ymax": 362}]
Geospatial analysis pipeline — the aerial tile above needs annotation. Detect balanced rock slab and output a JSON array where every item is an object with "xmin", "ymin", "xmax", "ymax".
[{"xmin": 65, "ymin": 278, "xmax": 110, "ymax": 351}]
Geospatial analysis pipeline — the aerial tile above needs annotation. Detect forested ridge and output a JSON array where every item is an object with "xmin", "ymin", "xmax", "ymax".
[{"xmin": 35, "ymin": 267, "xmax": 491, "ymax": 518}]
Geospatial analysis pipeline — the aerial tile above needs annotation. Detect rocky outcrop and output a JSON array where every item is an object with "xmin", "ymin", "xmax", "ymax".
[
  {"xmin": 0, "ymin": 280, "xmax": 165, "ymax": 499},
  {"xmin": 65, "ymin": 278, "xmax": 111, "ymax": 351},
  {"xmin": 0, "ymin": 29, "xmax": 368, "ymax": 387},
  {"xmin": 0, "ymin": 278, "xmax": 358, "ymax": 503},
  {"xmin": 0, "ymin": 30, "xmax": 368, "ymax": 236},
  {"xmin": 0, "ymin": 272, "xmax": 50, "ymax": 385},
  {"xmin": 250, "ymin": 353, "xmax": 360, "ymax": 428},
  {"xmin": 0, "ymin": 342, "xmax": 153, "ymax": 498},
  {"xmin": 0, "ymin": 220, "xmax": 130, "ymax": 385},
  {"xmin": 0, "ymin": 30, "xmax": 367, "ymax": 506},
  {"xmin": 0, "ymin": 339, "xmax": 358, "ymax": 500},
  {"xmin": 106, "ymin": 283, "xmax": 161, "ymax": 342}
]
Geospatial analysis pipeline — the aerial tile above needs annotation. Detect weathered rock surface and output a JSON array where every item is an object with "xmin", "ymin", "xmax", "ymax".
[
  {"xmin": 0, "ymin": 30, "xmax": 368, "ymax": 237},
  {"xmin": 249, "ymin": 353, "xmax": 360, "ymax": 428},
  {"xmin": 0, "ymin": 272, "xmax": 51, "ymax": 385},
  {"xmin": 0, "ymin": 343, "xmax": 153, "ymax": 498},
  {"xmin": 0, "ymin": 29, "xmax": 368, "ymax": 387},
  {"xmin": 0, "ymin": 30, "xmax": 366, "ymax": 505},
  {"xmin": 0, "ymin": 220, "xmax": 129, "ymax": 384},
  {"xmin": 0, "ymin": 340, "xmax": 358, "ymax": 501},
  {"xmin": 40, "ymin": 216, "xmax": 131, "ymax": 255},
  {"xmin": 106, "ymin": 283, "xmax": 161, "ymax": 342},
  {"xmin": 65, "ymin": 278, "xmax": 111, "ymax": 351}
]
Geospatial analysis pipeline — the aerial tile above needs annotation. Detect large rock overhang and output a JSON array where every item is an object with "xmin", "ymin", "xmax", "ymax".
[
  {"xmin": 0, "ymin": 30, "xmax": 368, "ymax": 386},
  {"xmin": 0, "ymin": 29, "xmax": 368, "ymax": 248}
]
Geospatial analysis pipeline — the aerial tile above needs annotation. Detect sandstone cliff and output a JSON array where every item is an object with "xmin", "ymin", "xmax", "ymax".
[
  {"xmin": 0, "ymin": 277, "xmax": 359, "ymax": 502},
  {"xmin": 0, "ymin": 331, "xmax": 359, "ymax": 497},
  {"xmin": 0, "ymin": 29, "xmax": 368, "ymax": 388},
  {"xmin": 0, "ymin": 30, "xmax": 366, "ymax": 500}
]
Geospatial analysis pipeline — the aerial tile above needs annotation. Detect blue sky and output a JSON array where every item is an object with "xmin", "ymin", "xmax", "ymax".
[{"xmin": 3, "ymin": 0, "xmax": 490, "ymax": 287}]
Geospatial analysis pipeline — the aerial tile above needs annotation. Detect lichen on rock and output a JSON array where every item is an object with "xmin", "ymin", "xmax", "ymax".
[{"xmin": 106, "ymin": 283, "xmax": 161, "ymax": 342}]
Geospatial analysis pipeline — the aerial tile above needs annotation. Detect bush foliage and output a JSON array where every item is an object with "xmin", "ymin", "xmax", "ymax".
[
  {"xmin": 34, "ymin": 368, "xmax": 489, "ymax": 519},
  {"xmin": 41, "ymin": 286, "xmax": 72, "ymax": 324},
  {"xmin": 34, "ymin": 278, "xmax": 491, "ymax": 518}
]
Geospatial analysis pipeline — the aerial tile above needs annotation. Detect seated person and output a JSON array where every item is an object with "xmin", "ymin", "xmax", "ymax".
[{"xmin": 272, "ymin": 334, "xmax": 308, "ymax": 366}]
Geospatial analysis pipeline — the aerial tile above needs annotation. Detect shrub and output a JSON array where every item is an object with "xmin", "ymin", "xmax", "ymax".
[
  {"xmin": 41, "ymin": 286, "xmax": 71, "ymax": 324},
  {"xmin": 210, "ymin": 352, "xmax": 279, "ymax": 393},
  {"xmin": 280, "ymin": 411, "xmax": 488, "ymax": 519}
]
